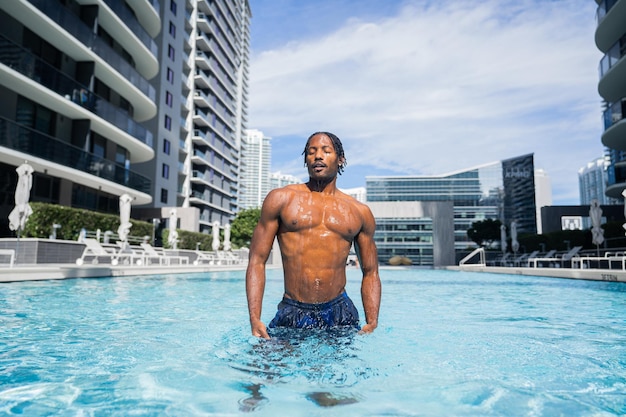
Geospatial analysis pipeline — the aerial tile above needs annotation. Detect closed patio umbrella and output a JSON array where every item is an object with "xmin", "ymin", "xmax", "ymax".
[
  {"xmin": 168, "ymin": 208, "xmax": 178, "ymax": 249},
  {"xmin": 8, "ymin": 162, "xmax": 34, "ymax": 235},
  {"xmin": 500, "ymin": 224, "xmax": 507, "ymax": 254},
  {"xmin": 590, "ymin": 199, "xmax": 604, "ymax": 256},
  {"xmin": 212, "ymin": 221, "xmax": 220, "ymax": 251},
  {"xmin": 117, "ymin": 193, "xmax": 133, "ymax": 247},
  {"xmin": 510, "ymin": 221, "xmax": 519, "ymax": 255},
  {"xmin": 223, "ymin": 223, "xmax": 231, "ymax": 251}
]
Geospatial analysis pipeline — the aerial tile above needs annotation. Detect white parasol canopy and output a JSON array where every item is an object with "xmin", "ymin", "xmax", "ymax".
[
  {"xmin": 117, "ymin": 193, "xmax": 133, "ymax": 245},
  {"xmin": 510, "ymin": 221, "xmax": 519, "ymax": 254},
  {"xmin": 622, "ymin": 190, "xmax": 626, "ymax": 236},
  {"xmin": 8, "ymin": 163, "xmax": 34, "ymax": 234},
  {"xmin": 223, "ymin": 223, "xmax": 231, "ymax": 251},
  {"xmin": 590, "ymin": 199, "xmax": 604, "ymax": 255},
  {"xmin": 500, "ymin": 224, "xmax": 507, "ymax": 254},
  {"xmin": 211, "ymin": 220, "xmax": 220, "ymax": 251},
  {"xmin": 168, "ymin": 208, "xmax": 178, "ymax": 249}
]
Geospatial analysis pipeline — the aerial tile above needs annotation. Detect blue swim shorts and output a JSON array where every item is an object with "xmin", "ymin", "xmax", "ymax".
[{"xmin": 268, "ymin": 291, "xmax": 360, "ymax": 330}]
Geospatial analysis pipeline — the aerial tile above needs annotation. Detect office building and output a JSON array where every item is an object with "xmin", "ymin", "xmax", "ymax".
[
  {"xmin": 595, "ymin": 0, "xmax": 626, "ymax": 200},
  {"xmin": 136, "ymin": 0, "xmax": 251, "ymax": 233},
  {"xmin": 238, "ymin": 129, "xmax": 271, "ymax": 209},
  {"xmin": 366, "ymin": 154, "xmax": 537, "ymax": 258},
  {"xmin": 534, "ymin": 168, "xmax": 552, "ymax": 234},
  {"xmin": 0, "ymin": 0, "xmax": 160, "ymax": 236}
]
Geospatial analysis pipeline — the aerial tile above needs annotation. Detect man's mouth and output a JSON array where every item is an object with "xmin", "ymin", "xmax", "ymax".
[{"xmin": 312, "ymin": 163, "xmax": 326, "ymax": 170}]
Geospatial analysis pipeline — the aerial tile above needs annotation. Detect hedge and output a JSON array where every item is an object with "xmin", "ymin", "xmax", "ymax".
[{"xmin": 23, "ymin": 202, "xmax": 153, "ymax": 241}]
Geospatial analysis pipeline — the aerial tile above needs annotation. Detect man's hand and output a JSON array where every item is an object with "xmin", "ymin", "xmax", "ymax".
[
  {"xmin": 358, "ymin": 323, "xmax": 377, "ymax": 335},
  {"xmin": 250, "ymin": 319, "xmax": 270, "ymax": 339}
]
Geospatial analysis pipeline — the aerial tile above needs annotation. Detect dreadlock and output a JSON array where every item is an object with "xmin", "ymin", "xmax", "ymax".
[{"xmin": 302, "ymin": 131, "xmax": 347, "ymax": 175}]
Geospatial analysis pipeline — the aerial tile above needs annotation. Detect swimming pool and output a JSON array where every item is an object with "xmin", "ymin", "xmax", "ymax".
[{"xmin": 1, "ymin": 268, "xmax": 624, "ymax": 416}]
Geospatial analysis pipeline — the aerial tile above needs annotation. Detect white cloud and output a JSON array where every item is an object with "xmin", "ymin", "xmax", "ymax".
[{"xmin": 249, "ymin": 0, "xmax": 603, "ymax": 204}]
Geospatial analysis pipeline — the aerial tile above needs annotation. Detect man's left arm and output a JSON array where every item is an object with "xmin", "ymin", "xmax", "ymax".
[{"xmin": 355, "ymin": 205, "xmax": 381, "ymax": 334}]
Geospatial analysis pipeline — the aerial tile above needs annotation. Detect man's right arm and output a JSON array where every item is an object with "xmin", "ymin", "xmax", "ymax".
[{"xmin": 245, "ymin": 189, "xmax": 283, "ymax": 339}]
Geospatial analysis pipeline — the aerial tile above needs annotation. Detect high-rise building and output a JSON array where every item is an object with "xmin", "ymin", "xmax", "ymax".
[
  {"xmin": 270, "ymin": 172, "xmax": 301, "ymax": 190},
  {"xmin": 578, "ymin": 156, "xmax": 620, "ymax": 206},
  {"xmin": 136, "ymin": 0, "xmax": 251, "ymax": 233},
  {"xmin": 534, "ymin": 168, "xmax": 552, "ymax": 234},
  {"xmin": 341, "ymin": 187, "xmax": 366, "ymax": 203},
  {"xmin": 595, "ymin": 0, "xmax": 626, "ymax": 200},
  {"xmin": 239, "ymin": 129, "xmax": 271, "ymax": 209},
  {"xmin": 366, "ymin": 154, "xmax": 537, "ymax": 251},
  {"xmin": 0, "ymin": 0, "xmax": 160, "ymax": 236}
]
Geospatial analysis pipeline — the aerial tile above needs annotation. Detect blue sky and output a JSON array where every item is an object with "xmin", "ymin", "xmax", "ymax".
[{"xmin": 247, "ymin": 0, "xmax": 603, "ymax": 205}]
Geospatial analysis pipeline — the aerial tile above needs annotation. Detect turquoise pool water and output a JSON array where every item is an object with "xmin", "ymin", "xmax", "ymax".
[{"xmin": 1, "ymin": 269, "xmax": 625, "ymax": 416}]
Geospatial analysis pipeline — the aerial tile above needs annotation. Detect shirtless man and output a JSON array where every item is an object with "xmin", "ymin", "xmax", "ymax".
[{"xmin": 246, "ymin": 132, "xmax": 381, "ymax": 339}]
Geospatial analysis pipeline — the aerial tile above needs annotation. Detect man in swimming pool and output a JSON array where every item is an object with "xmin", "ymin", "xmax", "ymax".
[{"xmin": 246, "ymin": 132, "xmax": 381, "ymax": 339}]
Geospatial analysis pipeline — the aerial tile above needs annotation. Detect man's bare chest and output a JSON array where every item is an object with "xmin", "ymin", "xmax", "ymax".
[{"xmin": 279, "ymin": 197, "xmax": 361, "ymax": 237}]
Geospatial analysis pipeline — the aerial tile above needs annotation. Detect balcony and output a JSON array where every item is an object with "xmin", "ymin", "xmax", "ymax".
[
  {"xmin": 602, "ymin": 99, "xmax": 626, "ymax": 151},
  {"xmin": 0, "ymin": 34, "xmax": 153, "ymax": 148},
  {"xmin": 28, "ymin": 0, "xmax": 156, "ymax": 103},
  {"xmin": 0, "ymin": 117, "xmax": 151, "ymax": 194},
  {"xmin": 595, "ymin": 0, "xmax": 626, "ymax": 51},
  {"xmin": 598, "ymin": 36, "xmax": 626, "ymax": 102}
]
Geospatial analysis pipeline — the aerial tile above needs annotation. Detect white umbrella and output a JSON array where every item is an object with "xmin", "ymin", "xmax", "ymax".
[
  {"xmin": 168, "ymin": 208, "xmax": 178, "ymax": 249},
  {"xmin": 622, "ymin": 189, "xmax": 626, "ymax": 236},
  {"xmin": 500, "ymin": 224, "xmax": 507, "ymax": 254},
  {"xmin": 590, "ymin": 199, "xmax": 604, "ymax": 256},
  {"xmin": 117, "ymin": 193, "xmax": 133, "ymax": 246},
  {"xmin": 223, "ymin": 223, "xmax": 231, "ymax": 251},
  {"xmin": 211, "ymin": 221, "xmax": 220, "ymax": 251},
  {"xmin": 510, "ymin": 221, "xmax": 519, "ymax": 255},
  {"xmin": 8, "ymin": 163, "xmax": 34, "ymax": 235}
]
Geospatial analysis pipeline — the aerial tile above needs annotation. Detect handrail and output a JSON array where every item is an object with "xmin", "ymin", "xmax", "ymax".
[{"xmin": 459, "ymin": 247, "xmax": 485, "ymax": 266}]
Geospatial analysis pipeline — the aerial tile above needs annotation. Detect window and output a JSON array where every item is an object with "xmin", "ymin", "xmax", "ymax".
[
  {"xmin": 163, "ymin": 139, "xmax": 171, "ymax": 155},
  {"xmin": 168, "ymin": 44, "xmax": 175, "ymax": 61},
  {"xmin": 167, "ymin": 68, "xmax": 174, "ymax": 84},
  {"xmin": 161, "ymin": 188, "xmax": 168, "ymax": 204},
  {"xmin": 164, "ymin": 115, "xmax": 171, "ymax": 130},
  {"xmin": 165, "ymin": 91, "xmax": 173, "ymax": 107},
  {"xmin": 162, "ymin": 163, "xmax": 170, "ymax": 179},
  {"xmin": 169, "ymin": 21, "xmax": 176, "ymax": 38},
  {"xmin": 170, "ymin": 0, "xmax": 177, "ymax": 15}
]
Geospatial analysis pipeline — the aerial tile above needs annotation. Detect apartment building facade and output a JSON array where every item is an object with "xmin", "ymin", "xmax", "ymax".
[{"xmin": 0, "ymin": 0, "xmax": 160, "ymax": 236}]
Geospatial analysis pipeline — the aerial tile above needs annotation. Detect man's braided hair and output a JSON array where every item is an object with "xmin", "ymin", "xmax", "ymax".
[{"xmin": 302, "ymin": 131, "xmax": 346, "ymax": 175}]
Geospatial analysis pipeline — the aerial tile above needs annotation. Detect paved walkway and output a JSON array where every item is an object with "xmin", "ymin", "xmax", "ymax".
[
  {"xmin": 0, "ymin": 262, "xmax": 252, "ymax": 283},
  {"xmin": 454, "ymin": 264, "xmax": 626, "ymax": 283}
]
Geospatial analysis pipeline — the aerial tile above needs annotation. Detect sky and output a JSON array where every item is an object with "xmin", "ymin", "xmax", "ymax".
[{"xmin": 247, "ymin": 0, "xmax": 604, "ymax": 205}]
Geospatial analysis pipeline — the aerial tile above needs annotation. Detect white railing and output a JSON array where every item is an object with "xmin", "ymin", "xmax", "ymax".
[{"xmin": 459, "ymin": 247, "xmax": 486, "ymax": 266}]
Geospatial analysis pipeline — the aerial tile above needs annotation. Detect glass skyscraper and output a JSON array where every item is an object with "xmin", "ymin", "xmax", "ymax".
[{"xmin": 366, "ymin": 154, "xmax": 537, "ymax": 251}]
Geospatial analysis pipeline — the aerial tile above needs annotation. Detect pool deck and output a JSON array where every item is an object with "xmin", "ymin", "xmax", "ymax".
[
  {"xmin": 0, "ymin": 262, "xmax": 254, "ymax": 283},
  {"xmin": 2, "ymin": 261, "xmax": 625, "ymax": 284},
  {"xmin": 453, "ymin": 264, "xmax": 626, "ymax": 283}
]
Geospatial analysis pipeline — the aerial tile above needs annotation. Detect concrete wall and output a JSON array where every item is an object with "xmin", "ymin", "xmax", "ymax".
[{"xmin": 366, "ymin": 201, "xmax": 456, "ymax": 267}]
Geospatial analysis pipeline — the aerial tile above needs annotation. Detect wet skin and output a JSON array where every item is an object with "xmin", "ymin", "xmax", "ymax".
[{"xmin": 246, "ymin": 133, "xmax": 381, "ymax": 339}]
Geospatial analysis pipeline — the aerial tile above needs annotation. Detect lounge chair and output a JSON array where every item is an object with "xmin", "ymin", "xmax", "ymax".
[
  {"xmin": 216, "ymin": 251, "xmax": 240, "ymax": 265},
  {"xmin": 513, "ymin": 250, "xmax": 539, "ymax": 267},
  {"xmin": 139, "ymin": 243, "xmax": 189, "ymax": 265},
  {"xmin": 529, "ymin": 246, "xmax": 582, "ymax": 268},
  {"xmin": 193, "ymin": 251, "xmax": 216, "ymax": 265},
  {"xmin": 76, "ymin": 238, "xmax": 142, "ymax": 266},
  {"xmin": 527, "ymin": 249, "xmax": 556, "ymax": 267},
  {"xmin": 487, "ymin": 253, "xmax": 509, "ymax": 267}
]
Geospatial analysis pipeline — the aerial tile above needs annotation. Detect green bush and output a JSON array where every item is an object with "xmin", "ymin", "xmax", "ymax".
[
  {"xmin": 23, "ymin": 202, "xmax": 152, "ymax": 241},
  {"xmin": 162, "ymin": 228, "xmax": 217, "ymax": 251}
]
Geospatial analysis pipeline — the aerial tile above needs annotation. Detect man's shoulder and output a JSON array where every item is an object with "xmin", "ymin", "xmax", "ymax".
[
  {"xmin": 268, "ymin": 183, "xmax": 306, "ymax": 197},
  {"xmin": 264, "ymin": 184, "xmax": 306, "ymax": 204}
]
